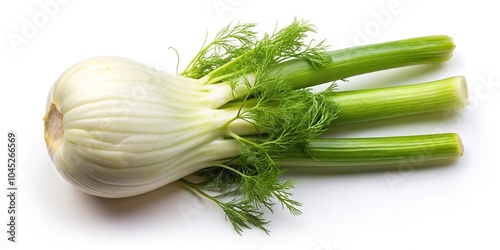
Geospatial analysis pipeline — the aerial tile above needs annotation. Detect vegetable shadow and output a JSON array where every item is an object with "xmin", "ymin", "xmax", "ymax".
[{"xmin": 83, "ymin": 181, "xmax": 188, "ymax": 218}]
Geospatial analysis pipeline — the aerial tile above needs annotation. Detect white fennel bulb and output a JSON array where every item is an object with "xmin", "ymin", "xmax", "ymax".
[{"xmin": 43, "ymin": 56, "xmax": 242, "ymax": 198}]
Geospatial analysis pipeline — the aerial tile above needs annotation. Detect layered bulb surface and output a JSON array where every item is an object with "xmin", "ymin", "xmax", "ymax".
[{"xmin": 43, "ymin": 56, "xmax": 241, "ymax": 198}]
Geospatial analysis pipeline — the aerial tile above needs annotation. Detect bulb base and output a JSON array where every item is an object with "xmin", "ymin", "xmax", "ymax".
[{"xmin": 44, "ymin": 103, "xmax": 64, "ymax": 156}]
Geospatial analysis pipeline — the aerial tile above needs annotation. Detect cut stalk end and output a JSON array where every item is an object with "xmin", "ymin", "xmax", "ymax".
[
  {"xmin": 454, "ymin": 76, "xmax": 469, "ymax": 108},
  {"xmin": 454, "ymin": 133, "xmax": 465, "ymax": 157}
]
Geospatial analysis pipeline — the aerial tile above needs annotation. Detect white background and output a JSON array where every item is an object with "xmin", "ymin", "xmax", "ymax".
[{"xmin": 1, "ymin": 0, "xmax": 499, "ymax": 249}]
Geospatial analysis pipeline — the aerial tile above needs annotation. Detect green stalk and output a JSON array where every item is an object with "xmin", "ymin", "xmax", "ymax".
[
  {"xmin": 226, "ymin": 76, "xmax": 468, "ymax": 135},
  {"xmin": 332, "ymin": 76, "xmax": 468, "ymax": 124},
  {"xmin": 280, "ymin": 133, "xmax": 463, "ymax": 170},
  {"xmin": 273, "ymin": 35, "xmax": 456, "ymax": 89}
]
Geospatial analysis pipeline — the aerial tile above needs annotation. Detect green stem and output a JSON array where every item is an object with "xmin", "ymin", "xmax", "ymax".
[
  {"xmin": 225, "ymin": 76, "xmax": 468, "ymax": 135},
  {"xmin": 332, "ymin": 76, "xmax": 468, "ymax": 124},
  {"xmin": 280, "ymin": 133, "xmax": 463, "ymax": 170},
  {"xmin": 273, "ymin": 35, "xmax": 456, "ymax": 89},
  {"xmin": 203, "ymin": 54, "xmax": 244, "ymax": 83}
]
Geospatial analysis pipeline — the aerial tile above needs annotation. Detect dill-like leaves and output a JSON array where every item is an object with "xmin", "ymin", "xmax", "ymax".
[{"xmin": 181, "ymin": 18, "xmax": 337, "ymax": 234}]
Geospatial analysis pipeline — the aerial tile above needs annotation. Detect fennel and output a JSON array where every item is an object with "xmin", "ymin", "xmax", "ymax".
[{"xmin": 43, "ymin": 19, "xmax": 467, "ymax": 234}]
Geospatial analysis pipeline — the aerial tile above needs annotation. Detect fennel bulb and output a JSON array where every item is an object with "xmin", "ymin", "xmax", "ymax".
[{"xmin": 44, "ymin": 56, "xmax": 245, "ymax": 197}]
